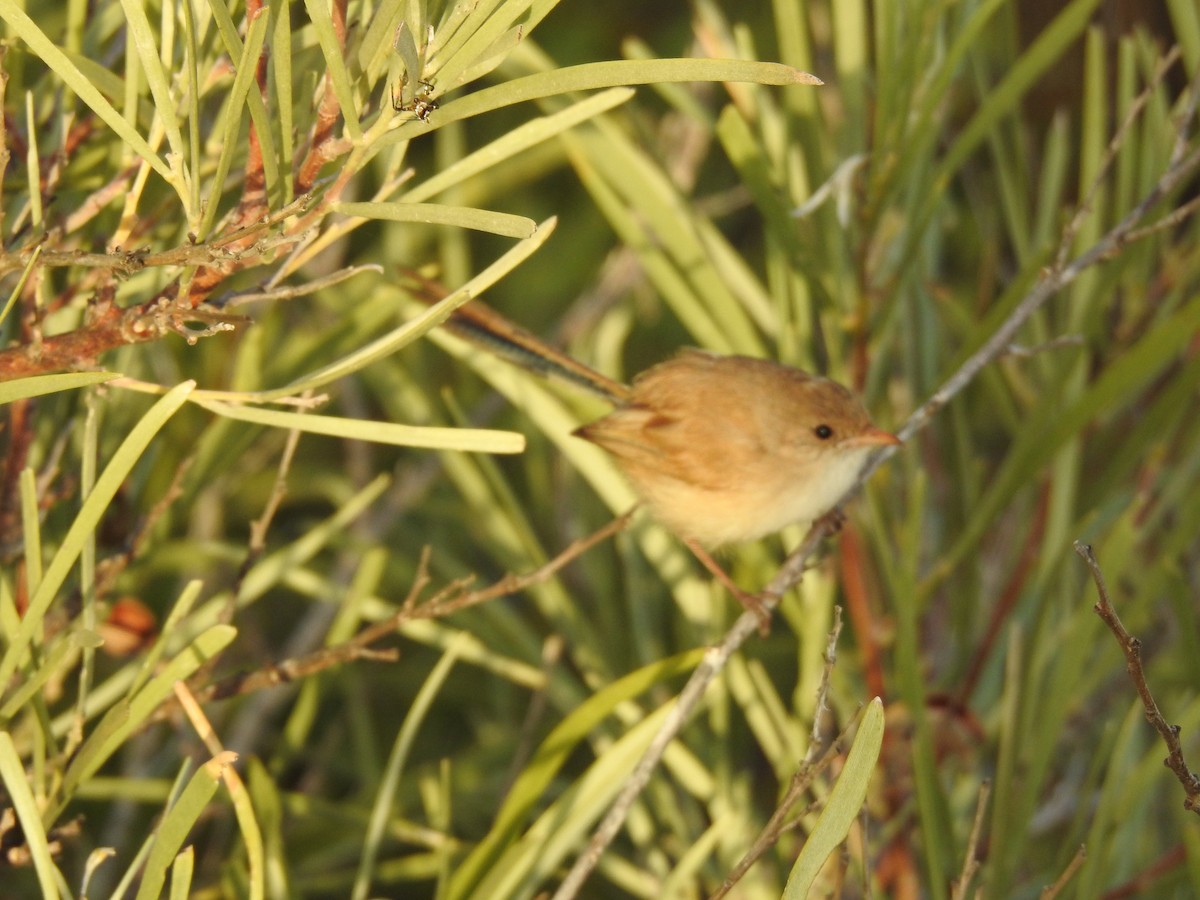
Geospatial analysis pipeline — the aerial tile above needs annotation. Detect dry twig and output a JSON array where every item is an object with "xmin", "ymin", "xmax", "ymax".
[
  {"xmin": 1074, "ymin": 541, "xmax": 1200, "ymax": 813},
  {"xmin": 709, "ymin": 608, "xmax": 844, "ymax": 899},
  {"xmin": 951, "ymin": 780, "xmax": 991, "ymax": 900},
  {"xmin": 1040, "ymin": 845, "xmax": 1086, "ymax": 899},
  {"xmin": 187, "ymin": 510, "xmax": 634, "ymax": 707}
]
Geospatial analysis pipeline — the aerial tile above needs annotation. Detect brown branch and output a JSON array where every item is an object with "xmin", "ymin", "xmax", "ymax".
[
  {"xmin": 1040, "ymin": 845, "xmax": 1086, "ymax": 899},
  {"xmin": 0, "ymin": 192, "xmax": 321, "ymax": 380},
  {"xmin": 0, "ymin": 286, "xmax": 248, "ymax": 379},
  {"xmin": 187, "ymin": 511, "xmax": 634, "ymax": 707},
  {"xmin": 0, "ymin": 194, "xmax": 312, "ymax": 279},
  {"xmin": 1074, "ymin": 541, "xmax": 1200, "ymax": 814}
]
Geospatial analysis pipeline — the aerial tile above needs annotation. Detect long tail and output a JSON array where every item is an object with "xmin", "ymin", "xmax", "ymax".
[{"xmin": 403, "ymin": 272, "xmax": 631, "ymax": 404}]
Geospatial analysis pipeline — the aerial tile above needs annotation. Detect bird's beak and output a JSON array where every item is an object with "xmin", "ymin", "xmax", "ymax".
[{"xmin": 845, "ymin": 426, "xmax": 902, "ymax": 448}]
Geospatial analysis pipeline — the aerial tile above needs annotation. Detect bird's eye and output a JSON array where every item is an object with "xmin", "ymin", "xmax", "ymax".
[{"xmin": 814, "ymin": 424, "xmax": 834, "ymax": 440}]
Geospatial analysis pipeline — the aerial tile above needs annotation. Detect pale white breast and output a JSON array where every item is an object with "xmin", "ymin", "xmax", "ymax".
[{"xmin": 639, "ymin": 445, "xmax": 875, "ymax": 547}]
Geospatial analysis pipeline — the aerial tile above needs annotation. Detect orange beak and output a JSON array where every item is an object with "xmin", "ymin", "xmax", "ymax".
[{"xmin": 845, "ymin": 426, "xmax": 902, "ymax": 448}]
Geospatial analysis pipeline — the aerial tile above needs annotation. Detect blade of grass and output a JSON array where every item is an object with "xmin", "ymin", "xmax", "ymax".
[
  {"xmin": 462, "ymin": 700, "xmax": 676, "ymax": 900},
  {"xmin": 334, "ymin": 200, "xmax": 536, "ymax": 237},
  {"xmin": 399, "ymin": 87, "xmax": 634, "ymax": 202},
  {"xmin": 118, "ymin": 0, "xmax": 187, "ymax": 172},
  {"xmin": 191, "ymin": 398, "xmax": 525, "ymax": 453},
  {"xmin": 782, "ymin": 698, "xmax": 885, "ymax": 898},
  {"xmin": 378, "ymin": 57, "xmax": 820, "ymax": 147},
  {"xmin": 167, "ymin": 847, "xmax": 194, "ymax": 900},
  {"xmin": 133, "ymin": 752, "xmax": 237, "ymax": 900},
  {"xmin": 447, "ymin": 649, "xmax": 705, "ymax": 899},
  {"xmin": 301, "ymin": 0, "xmax": 362, "ymax": 141},
  {"xmin": 55, "ymin": 625, "xmax": 238, "ymax": 816},
  {"xmin": 0, "ymin": 731, "xmax": 62, "ymax": 899},
  {"xmin": 249, "ymin": 217, "xmax": 557, "ymax": 401},
  {"xmin": 0, "ymin": 0, "xmax": 172, "ymax": 181},
  {"xmin": 929, "ymin": 294, "xmax": 1200, "ymax": 589},
  {"xmin": 197, "ymin": 4, "xmax": 271, "ymax": 238},
  {"xmin": 0, "ymin": 381, "xmax": 194, "ymax": 693}
]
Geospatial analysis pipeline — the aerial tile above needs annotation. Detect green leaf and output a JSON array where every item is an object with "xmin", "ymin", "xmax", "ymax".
[
  {"xmin": 464, "ymin": 701, "xmax": 677, "ymax": 900},
  {"xmin": 57, "ymin": 625, "xmax": 237, "ymax": 815},
  {"xmin": 198, "ymin": 4, "xmax": 273, "ymax": 237},
  {"xmin": 134, "ymin": 752, "xmax": 237, "ymax": 900},
  {"xmin": 247, "ymin": 218, "xmax": 557, "ymax": 402},
  {"xmin": 0, "ymin": 372, "xmax": 118, "ymax": 405},
  {"xmin": 302, "ymin": 0, "xmax": 363, "ymax": 140},
  {"xmin": 379, "ymin": 58, "xmax": 820, "ymax": 146},
  {"xmin": 0, "ymin": 731, "xmax": 61, "ymax": 899},
  {"xmin": 0, "ymin": 382, "xmax": 194, "ymax": 694},
  {"xmin": 118, "ymin": 0, "xmax": 187, "ymax": 166},
  {"xmin": 352, "ymin": 636, "xmax": 467, "ymax": 900},
  {"xmin": 783, "ymin": 698, "xmax": 885, "ymax": 898},
  {"xmin": 191, "ymin": 398, "xmax": 526, "ymax": 453},
  {"xmin": 334, "ymin": 201, "xmax": 537, "ymax": 238},
  {"xmin": 447, "ymin": 649, "xmax": 704, "ymax": 899},
  {"xmin": 400, "ymin": 87, "xmax": 634, "ymax": 203},
  {"xmin": 0, "ymin": 0, "xmax": 172, "ymax": 180}
]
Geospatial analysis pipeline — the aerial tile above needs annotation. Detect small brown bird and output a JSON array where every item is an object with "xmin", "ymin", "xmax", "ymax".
[
  {"xmin": 574, "ymin": 349, "xmax": 900, "ymax": 549},
  {"xmin": 423, "ymin": 284, "xmax": 900, "ymax": 609}
]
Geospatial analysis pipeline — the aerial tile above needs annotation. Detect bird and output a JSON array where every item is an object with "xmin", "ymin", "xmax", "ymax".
[
  {"xmin": 573, "ymin": 348, "xmax": 900, "ymax": 549},
  {"xmin": 415, "ymin": 280, "xmax": 899, "ymax": 614}
]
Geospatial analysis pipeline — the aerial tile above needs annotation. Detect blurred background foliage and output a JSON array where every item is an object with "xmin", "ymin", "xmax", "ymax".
[{"xmin": 0, "ymin": 0, "xmax": 1199, "ymax": 897}]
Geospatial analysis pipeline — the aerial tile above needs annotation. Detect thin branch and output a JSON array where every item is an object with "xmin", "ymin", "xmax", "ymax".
[
  {"xmin": 550, "ymin": 89, "xmax": 1200, "ymax": 900},
  {"xmin": 187, "ymin": 511, "xmax": 633, "ymax": 706},
  {"xmin": 1074, "ymin": 541, "xmax": 1200, "ymax": 813},
  {"xmin": 1054, "ymin": 46, "xmax": 1181, "ymax": 269},
  {"xmin": 1040, "ymin": 845, "xmax": 1086, "ymax": 899},
  {"xmin": 1004, "ymin": 335, "xmax": 1085, "ymax": 358},
  {"xmin": 808, "ymin": 605, "xmax": 844, "ymax": 765},
  {"xmin": 221, "ymin": 264, "xmax": 382, "ymax": 307},
  {"xmin": 951, "ymin": 780, "xmax": 991, "ymax": 900},
  {"xmin": 709, "ymin": 609, "xmax": 844, "ymax": 899},
  {"xmin": 0, "ymin": 198, "xmax": 309, "ymax": 278}
]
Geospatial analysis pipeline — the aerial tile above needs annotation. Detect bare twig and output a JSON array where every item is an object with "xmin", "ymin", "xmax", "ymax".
[
  {"xmin": 1040, "ymin": 845, "xmax": 1086, "ymax": 899},
  {"xmin": 1073, "ymin": 541, "xmax": 1200, "ymax": 813},
  {"xmin": 1004, "ymin": 335, "xmax": 1085, "ymax": 358},
  {"xmin": 221, "ymin": 264, "xmax": 382, "ymax": 307},
  {"xmin": 951, "ymin": 780, "xmax": 991, "ymax": 900},
  {"xmin": 1054, "ymin": 47, "xmax": 1181, "ymax": 269},
  {"xmin": 808, "ymin": 605, "xmax": 844, "ymax": 765},
  {"xmin": 709, "ymin": 609, "xmax": 844, "ymax": 899},
  {"xmin": 188, "ymin": 511, "xmax": 633, "ymax": 706},
  {"xmin": 550, "ymin": 86, "xmax": 1200, "ymax": 900}
]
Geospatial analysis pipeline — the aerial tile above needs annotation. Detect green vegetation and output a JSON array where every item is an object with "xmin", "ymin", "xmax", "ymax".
[{"xmin": 1, "ymin": 0, "xmax": 1198, "ymax": 897}]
